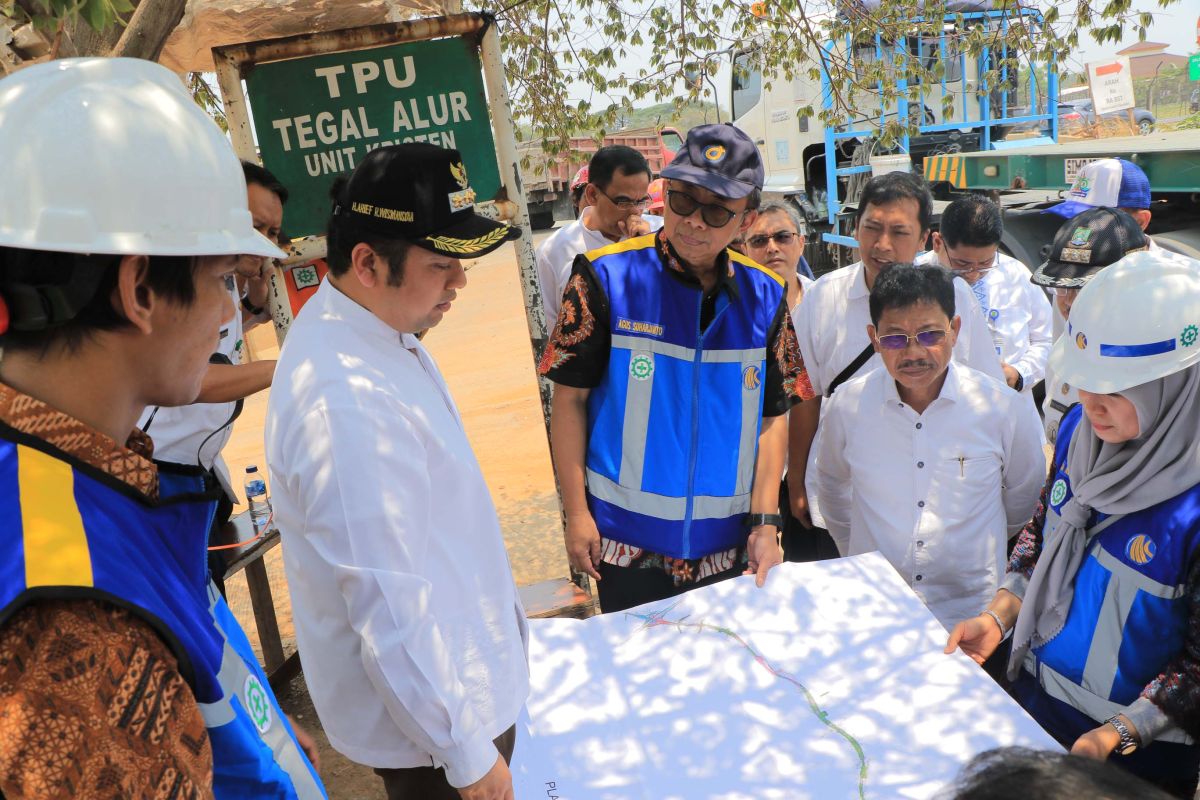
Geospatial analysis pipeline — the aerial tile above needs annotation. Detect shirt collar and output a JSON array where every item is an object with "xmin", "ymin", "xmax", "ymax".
[
  {"xmin": 657, "ymin": 231, "xmax": 740, "ymax": 300},
  {"xmin": 880, "ymin": 360, "xmax": 960, "ymax": 408},
  {"xmin": 0, "ymin": 381, "xmax": 158, "ymax": 498},
  {"xmin": 323, "ymin": 278, "xmax": 407, "ymax": 347},
  {"xmin": 848, "ymin": 261, "xmax": 870, "ymax": 300}
]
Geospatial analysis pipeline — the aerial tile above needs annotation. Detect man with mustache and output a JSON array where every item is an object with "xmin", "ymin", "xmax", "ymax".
[
  {"xmin": 265, "ymin": 144, "xmax": 529, "ymax": 800},
  {"xmin": 540, "ymin": 124, "xmax": 811, "ymax": 612},
  {"xmin": 815, "ymin": 264, "xmax": 1044, "ymax": 630},
  {"xmin": 788, "ymin": 172, "xmax": 1005, "ymax": 547}
]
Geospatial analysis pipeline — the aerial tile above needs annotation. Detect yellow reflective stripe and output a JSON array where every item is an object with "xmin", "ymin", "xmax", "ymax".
[
  {"xmin": 19, "ymin": 445, "xmax": 92, "ymax": 587},
  {"xmin": 584, "ymin": 232, "xmax": 657, "ymax": 261},
  {"xmin": 730, "ymin": 250, "xmax": 785, "ymax": 286}
]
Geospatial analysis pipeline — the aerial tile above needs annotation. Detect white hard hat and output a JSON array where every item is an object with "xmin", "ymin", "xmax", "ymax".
[
  {"xmin": 1048, "ymin": 250, "xmax": 1200, "ymax": 394},
  {"xmin": 0, "ymin": 58, "xmax": 284, "ymax": 259}
]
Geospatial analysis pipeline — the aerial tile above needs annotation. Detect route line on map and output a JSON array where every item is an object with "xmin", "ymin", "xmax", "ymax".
[{"xmin": 626, "ymin": 602, "xmax": 869, "ymax": 799}]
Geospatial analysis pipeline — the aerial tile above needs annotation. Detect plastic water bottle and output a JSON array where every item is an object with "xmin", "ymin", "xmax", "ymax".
[{"xmin": 244, "ymin": 465, "xmax": 272, "ymax": 536}]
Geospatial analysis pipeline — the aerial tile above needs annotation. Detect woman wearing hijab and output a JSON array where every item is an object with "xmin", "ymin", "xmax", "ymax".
[{"xmin": 946, "ymin": 250, "xmax": 1200, "ymax": 796}]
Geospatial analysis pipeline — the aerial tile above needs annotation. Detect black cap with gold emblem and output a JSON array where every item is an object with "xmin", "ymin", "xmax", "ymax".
[
  {"xmin": 1031, "ymin": 207, "xmax": 1148, "ymax": 289},
  {"xmin": 331, "ymin": 143, "xmax": 518, "ymax": 259}
]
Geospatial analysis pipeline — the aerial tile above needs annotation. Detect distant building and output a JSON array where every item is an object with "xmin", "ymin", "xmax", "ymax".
[{"xmin": 1115, "ymin": 41, "xmax": 1189, "ymax": 80}]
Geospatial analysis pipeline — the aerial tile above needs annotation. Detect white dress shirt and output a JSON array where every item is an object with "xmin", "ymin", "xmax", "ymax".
[
  {"xmin": 915, "ymin": 251, "xmax": 1054, "ymax": 392},
  {"xmin": 792, "ymin": 260, "xmax": 1005, "ymax": 527},
  {"xmin": 535, "ymin": 208, "xmax": 661, "ymax": 328},
  {"xmin": 265, "ymin": 281, "xmax": 529, "ymax": 787},
  {"xmin": 138, "ymin": 283, "xmax": 242, "ymax": 496},
  {"xmin": 816, "ymin": 362, "xmax": 1046, "ymax": 629}
]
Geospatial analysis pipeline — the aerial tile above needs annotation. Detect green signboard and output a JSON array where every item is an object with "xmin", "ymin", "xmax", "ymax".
[
  {"xmin": 1190, "ymin": 52, "xmax": 1200, "ymax": 82},
  {"xmin": 246, "ymin": 37, "xmax": 500, "ymax": 238}
]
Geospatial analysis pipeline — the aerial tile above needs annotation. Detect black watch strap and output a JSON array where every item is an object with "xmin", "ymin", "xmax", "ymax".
[
  {"xmin": 241, "ymin": 295, "xmax": 266, "ymax": 316},
  {"xmin": 746, "ymin": 513, "xmax": 784, "ymax": 530}
]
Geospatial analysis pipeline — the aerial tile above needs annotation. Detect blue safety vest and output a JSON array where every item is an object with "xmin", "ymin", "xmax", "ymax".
[
  {"xmin": 0, "ymin": 433, "xmax": 327, "ymax": 797},
  {"xmin": 583, "ymin": 234, "xmax": 785, "ymax": 559},
  {"xmin": 1022, "ymin": 404, "xmax": 1199, "ymax": 743}
]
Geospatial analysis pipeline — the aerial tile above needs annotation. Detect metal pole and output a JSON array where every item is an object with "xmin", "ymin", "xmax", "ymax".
[{"xmin": 478, "ymin": 17, "xmax": 586, "ymax": 593}]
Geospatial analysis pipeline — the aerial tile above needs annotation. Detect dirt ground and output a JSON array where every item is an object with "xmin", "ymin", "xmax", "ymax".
[{"xmin": 220, "ymin": 229, "xmax": 563, "ymax": 798}]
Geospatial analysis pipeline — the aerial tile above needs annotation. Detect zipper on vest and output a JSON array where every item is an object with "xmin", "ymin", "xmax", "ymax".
[{"xmin": 683, "ymin": 288, "xmax": 733, "ymax": 558}]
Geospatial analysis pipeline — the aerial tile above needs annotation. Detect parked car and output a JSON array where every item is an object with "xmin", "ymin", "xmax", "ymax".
[{"xmin": 1061, "ymin": 99, "xmax": 1156, "ymax": 134}]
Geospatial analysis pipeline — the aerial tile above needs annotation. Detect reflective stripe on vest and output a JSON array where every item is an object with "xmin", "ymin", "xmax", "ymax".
[
  {"xmin": 583, "ymin": 239, "xmax": 783, "ymax": 559},
  {"xmin": 1029, "ymin": 406, "xmax": 1198, "ymax": 742},
  {"xmin": 0, "ymin": 435, "xmax": 327, "ymax": 799}
]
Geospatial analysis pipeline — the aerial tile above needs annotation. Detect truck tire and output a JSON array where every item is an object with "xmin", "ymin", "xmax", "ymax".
[{"xmin": 529, "ymin": 208, "xmax": 555, "ymax": 231}]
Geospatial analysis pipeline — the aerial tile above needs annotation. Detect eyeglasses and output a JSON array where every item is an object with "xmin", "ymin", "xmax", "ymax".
[
  {"xmin": 596, "ymin": 186, "xmax": 651, "ymax": 210},
  {"xmin": 667, "ymin": 190, "xmax": 740, "ymax": 228},
  {"xmin": 945, "ymin": 253, "xmax": 998, "ymax": 274},
  {"xmin": 875, "ymin": 328, "xmax": 950, "ymax": 350},
  {"xmin": 746, "ymin": 230, "xmax": 801, "ymax": 249},
  {"xmin": 1053, "ymin": 287, "xmax": 1080, "ymax": 298}
]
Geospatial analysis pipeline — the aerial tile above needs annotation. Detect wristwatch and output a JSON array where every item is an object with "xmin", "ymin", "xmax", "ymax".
[
  {"xmin": 745, "ymin": 513, "xmax": 783, "ymax": 530},
  {"xmin": 241, "ymin": 295, "xmax": 266, "ymax": 316},
  {"xmin": 1105, "ymin": 714, "xmax": 1140, "ymax": 755}
]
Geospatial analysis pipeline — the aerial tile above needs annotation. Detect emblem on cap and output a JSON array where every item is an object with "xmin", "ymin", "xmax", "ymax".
[
  {"xmin": 1075, "ymin": 331, "xmax": 1088, "ymax": 349},
  {"xmin": 1069, "ymin": 226, "xmax": 1092, "ymax": 247},
  {"xmin": 704, "ymin": 145, "xmax": 726, "ymax": 163},
  {"xmin": 1182, "ymin": 325, "xmax": 1198, "ymax": 348},
  {"xmin": 450, "ymin": 161, "xmax": 469, "ymax": 189}
]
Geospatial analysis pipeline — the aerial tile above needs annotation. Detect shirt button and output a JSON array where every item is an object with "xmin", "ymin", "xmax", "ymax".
[
  {"xmin": 917, "ymin": 461, "xmax": 925, "ymax": 468},
  {"xmin": 915, "ymin": 574, "xmax": 923, "ymax": 581},
  {"xmin": 916, "ymin": 540, "xmax": 924, "ymax": 548},
  {"xmin": 915, "ymin": 422, "xmax": 923, "ymax": 429},
  {"xmin": 918, "ymin": 500, "xmax": 925, "ymax": 508}
]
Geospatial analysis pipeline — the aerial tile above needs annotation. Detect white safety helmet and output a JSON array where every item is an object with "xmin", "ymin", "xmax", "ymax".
[
  {"xmin": 0, "ymin": 57, "xmax": 283, "ymax": 259},
  {"xmin": 1047, "ymin": 250, "xmax": 1200, "ymax": 395}
]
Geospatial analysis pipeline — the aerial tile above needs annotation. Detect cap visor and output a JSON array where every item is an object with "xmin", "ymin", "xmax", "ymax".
[
  {"xmin": 1042, "ymin": 200, "xmax": 1093, "ymax": 219},
  {"xmin": 661, "ymin": 163, "xmax": 756, "ymax": 200},
  {"xmin": 415, "ymin": 213, "xmax": 518, "ymax": 259}
]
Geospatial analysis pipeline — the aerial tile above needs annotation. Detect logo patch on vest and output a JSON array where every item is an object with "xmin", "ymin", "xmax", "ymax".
[
  {"xmin": 630, "ymin": 353, "xmax": 654, "ymax": 381},
  {"xmin": 244, "ymin": 673, "xmax": 273, "ymax": 734},
  {"xmin": 742, "ymin": 364, "xmax": 761, "ymax": 390},
  {"xmin": 1050, "ymin": 478, "xmax": 1068, "ymax": 507},
  {"xmin": 1125, "ymin": 534, "xmax": 1156, "ymax": 565},
  {"xmin": 616, "ymin": 317, "xmax": 665, "ymax": 338}
]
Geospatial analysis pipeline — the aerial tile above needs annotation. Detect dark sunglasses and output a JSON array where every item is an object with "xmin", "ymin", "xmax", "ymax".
[
  {"xmin": 746, "ymin": 231, "xmax": 800, "ymax": 249},
  {"xmin": 667, "ymin": 190, "xmax": 740, "ymax": 228},
  {"xmin": 876, "ymin": 329, "xmax": 949, "ymax": 350}
]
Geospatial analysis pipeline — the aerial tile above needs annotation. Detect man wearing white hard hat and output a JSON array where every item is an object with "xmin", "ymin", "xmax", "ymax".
[
  {"xmin": 947, "ymin": 250, "xmax": 1200, "ymax": 796},
  {"xmin": 0, "ymin": 59, "xmax": 325, "ymax": 798}
]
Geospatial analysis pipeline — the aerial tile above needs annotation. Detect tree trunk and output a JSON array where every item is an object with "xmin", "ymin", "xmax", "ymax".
[{"xmin": 65, "ymin": 0, "xmax": 187, "ymax": 60}]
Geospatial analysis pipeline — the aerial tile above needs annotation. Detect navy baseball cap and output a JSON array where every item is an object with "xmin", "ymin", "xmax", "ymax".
[
  {"xmin": 661, "ymin": 123, "xmax": 764, "ymax": 200},
  {"xmin": 1044, "ymin": 158, "xmax": 1151, "ymax": 219}
]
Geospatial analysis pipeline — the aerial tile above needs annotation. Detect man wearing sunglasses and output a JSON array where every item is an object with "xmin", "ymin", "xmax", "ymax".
[
  {"xmin": 918, "ymin": 195, "xmax": 1053, "ymax": 399},
  {"xmin": 540, "ymin": 123, "xmax": 812, "ymax": 613},
  {"xmin": 536, "ymin": 146, "xmax": 657, "ymax": 327},
  {"xmin": 816, "ymin": 265, "xmax": 1045, "ymax": 630},
  {"xmin": 789, "ymin": 172, "xmax": 1004, "ymax": 545}
]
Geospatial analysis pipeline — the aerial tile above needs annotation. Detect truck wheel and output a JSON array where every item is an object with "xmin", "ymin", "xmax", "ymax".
[
  {"xmin": 529, "ymin": 209, "xmax": 555, "ymax": 230},
  {"xmin": 1138, "ymin": 119, "xmax": 1154, "ymax": 135}
]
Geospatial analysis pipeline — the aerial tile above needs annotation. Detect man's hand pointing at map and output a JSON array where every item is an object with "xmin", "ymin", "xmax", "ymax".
[{"xmin": 745, "ymin": 524, "xmax": 783, "ymax": 587}]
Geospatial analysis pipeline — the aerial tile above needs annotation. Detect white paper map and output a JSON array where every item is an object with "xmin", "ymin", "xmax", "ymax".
[{"xmin": 513, "ymin": 553, "xmax": 1058, "ymax": 799}]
